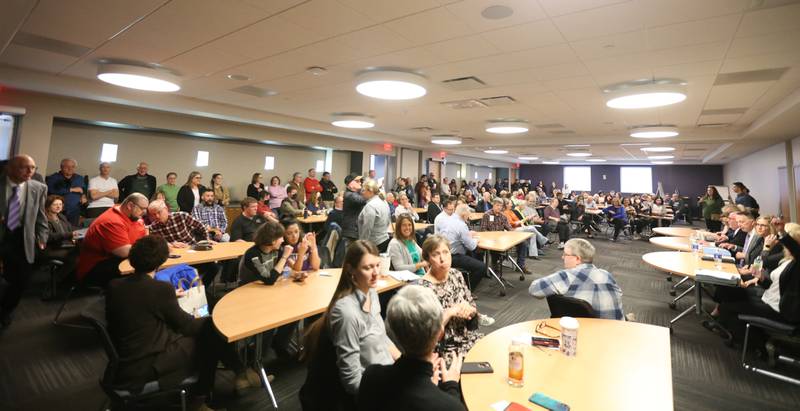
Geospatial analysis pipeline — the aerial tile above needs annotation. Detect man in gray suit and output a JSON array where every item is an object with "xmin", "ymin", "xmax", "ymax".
[{"xmin": 1, "ymin": 155, "xmax": 48, "ymax": 329}]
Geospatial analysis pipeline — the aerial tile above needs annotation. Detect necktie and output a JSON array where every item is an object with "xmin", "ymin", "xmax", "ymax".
[
  {"xmin": 743, "ymin": 233, "xmax": 752, "ymax": 255},
  {"xmin": 7, "ymin": 185, "xmax": 21, "ymax": 231}
]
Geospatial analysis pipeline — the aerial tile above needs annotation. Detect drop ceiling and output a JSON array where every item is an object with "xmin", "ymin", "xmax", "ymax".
[{"xmin": 2, "ymin": 0, "xmax": 800, "ymax": 164}]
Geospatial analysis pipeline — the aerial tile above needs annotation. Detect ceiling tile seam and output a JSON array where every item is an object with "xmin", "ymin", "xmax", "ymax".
[
  {"xmin": 535, "ymin": 0, "xmax": 631, "ymax": 19},
  {"xmin": 56, "ymin": 0, "xmax": 171, "ymax": 76},
  {"xmin": 0, "ymin": 0, "xmax": 40, "ymax": 56},
  {"xmin": 641, "ymin": 10, "xmax": 746, "ymax": 31}
]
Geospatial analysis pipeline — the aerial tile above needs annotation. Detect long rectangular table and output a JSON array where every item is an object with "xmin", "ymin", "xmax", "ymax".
[
  {"xmin": 118, "ymin": 241, "xmax": 254, "ymax": 274},
  {"xmin": 474, "ymin": 231, "xmax": 533, "ymax": 296}
]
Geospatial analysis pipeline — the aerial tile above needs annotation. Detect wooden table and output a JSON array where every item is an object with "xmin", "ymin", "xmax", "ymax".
[
  {"xmin": 413, "ymin": 207, "xmax": 427, "ymax": 215},
  {"xmin": 649, "ymin": 236, "xmax": 691, "ymax": 252},
  {"xmin": 652, "ymin": 227, "xmax": 696, "ymax": 237},
  {"xmin": 468, "ymin": 212, "xmax": 484, "ymax": 221},
  {"xmin": 474, "ymin": 231, "xmax": 533, "ymax": 296},
  {"xmin": 119, "ymin": 241, "xmax": 253, "ymax": 274},
  {"xmin": 387, "ymin": 222, "xmax": 430, "ymax": 233},
  {"xmin": 212, "ymin": 268, "xmax": 402, "ymax": 407},
  {"xmin": 642, "ymin": 251, "xmax": 740, "ymax": 331},
  {"xmin": 297, "ymin": 214, "xmax": 328, "ymax": 225},
  {"xmin": 462, "ymin": 319, "xmax": 673, "ymax": 411}
]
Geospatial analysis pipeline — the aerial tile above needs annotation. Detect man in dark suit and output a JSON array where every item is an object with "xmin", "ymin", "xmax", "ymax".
[
  {"xmin": 426, "ymin": 192, "xmax": 443, "ymax": 224},
  {"xmin": 0, "ymin": 155, "xmax": 48, "ymax": 329},
  {"xmin": 733, "ymin": 211, "xmax": 763, "ymax": 265},
  {"xmin": 476, "ymin": 191, "xmax": 492, "ymax": 213}
]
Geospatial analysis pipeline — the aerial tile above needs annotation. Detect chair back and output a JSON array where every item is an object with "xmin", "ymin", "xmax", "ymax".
[
  {"xmin": 299, "ymin": 321, "xmax": 354, "ymax": 411},
  {"xmin": 84, "ymin": 307, "xmax": 120, "ymax": 391},
  {"xmin": 546, "ymin": 295, "xmax": 597, "ymax": 318}
]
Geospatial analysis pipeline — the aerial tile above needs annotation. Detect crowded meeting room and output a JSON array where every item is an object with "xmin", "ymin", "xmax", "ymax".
[{"xmin": 3, "ymin": 1, "xmax": 800, "ymax": 410}]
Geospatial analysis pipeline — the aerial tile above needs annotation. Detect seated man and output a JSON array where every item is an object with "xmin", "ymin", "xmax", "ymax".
[
  {"xmin": 359, "ymin": 285, "xmax": 465, "ymax": 411},
  {"xmin": 77, "ymin": 193, "xmax": 148, "ymax": 286},
  {"xmin": 717, "ymin": 211, "xmax": 746, "ymax": 251},
  {"xmin": 433, "ymin": 196, "xmax": 456, "ymax": 233},
  {"xmin": 438, "ymin": 204, "xmax": 486, "ymax": 291},
  {"xmin": 529, "ymin": 238, "xmax": 624, "ymax": 320},
  {"xmin": 192, "ymin": 190, "xmax": 229, "ymax": 242},
  {"xmin": 503, "ymin": 198, "xmax": 548, "ymax": 259},
  {"xmin": 427, "ymin": 192, "xmax": 443, "ymax": 224},
  {"xmin": 106, "ymin": 235, "xmax": 259, "ymax": 411},
  {"xmin": 480, "ymin": 198, "xmax": 530, "ymax": 274},
  {"xmin": 230, "ymin": 197, "xmax": 268, "ymax": 242}
]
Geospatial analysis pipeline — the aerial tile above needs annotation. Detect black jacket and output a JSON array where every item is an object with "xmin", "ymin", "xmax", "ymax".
[
  {"xmin": 427, "ymin": 202, "xmax": 443, "ymax": 224},
  {"xmin": 118, "ymin": 173, "xmax": 157, "ymax": 200},
  {"xmin": 358, "ymin": 356, "xmax": 465, "ymax": 411},
  {"xmin": 761, "ymin": 243, "xmax": 785, "ymax": 271},
  {"xmin": 321, "ymin": 179, "xmax": 338, "ymax": 201},
  {"xmin": 177, "ymin": 185, "xmax": 207, "ymax": 213},
  {"xmin": 342, "ymin": 189, "xmax": 366, "ymax": 239},
  {"xmin": 769, "ymin": 234, "xmax": 800, "ymax": 322},
  {"xmin": 742, "ymin": 235, "xmax": 765, "ymax": 266},
  {"xmin": 476, "ymin": 199, "xmax": 491, "ymax": 213}
]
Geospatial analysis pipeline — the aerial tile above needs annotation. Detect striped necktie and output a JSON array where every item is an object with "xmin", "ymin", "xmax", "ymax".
[{"xmin": 7, "ymin": 185, "xmax": 21, "ymax": 231}]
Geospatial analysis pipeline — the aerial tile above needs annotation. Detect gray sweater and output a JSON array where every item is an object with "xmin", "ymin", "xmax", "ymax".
[
  {"xmin": 358, "ymin": 196, "xmax": 391, "ymax": 246},
  {"xmin": 387, "ymin": 238, "xmax": 422, "ymax": 272}
]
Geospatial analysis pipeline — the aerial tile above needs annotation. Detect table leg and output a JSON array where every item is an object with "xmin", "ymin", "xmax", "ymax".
[
  {"xmin": 670, "ymin": 276, "xmax": 690, "ymax": 296},
  {"xmin": 254, "ymin": 333, "xmax": 278, "ymax": 409},
  {"xmin": 670, "ymin": 283, "xmax": 694, "ymax": 308},
  {"xmin": 483, "ymin": 250, "xmax": 507, "ymax": 296},
  {"xmin": 669, "ymin": 303, "xmax": 696, "ymax": 330}
]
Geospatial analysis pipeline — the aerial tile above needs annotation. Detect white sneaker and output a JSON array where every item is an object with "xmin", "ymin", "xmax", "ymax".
[
  {"xmin": 479, "ymin": 314, "xmax": 496, "ymax": 327},
  {"xmin": 557, "ymin": 242, "xmax": 565, "ymax": 249}
]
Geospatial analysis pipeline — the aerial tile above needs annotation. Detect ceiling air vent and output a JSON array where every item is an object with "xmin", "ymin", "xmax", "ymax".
[
  {"xmin": 480, "ymin": 96, "xmax": 516, "ymax": 106},
  {"xmin": 410, "ymin": 126, "xmax": 435, "ymax": 132},
  {"xmin": 441, "ymin": 99, "xmax": 487, "ymax": 109},
  {"xmin": 701, "ymin": 108, "xmax": 748, "ymax": 115},
  {"xmin": 230, "ymin": 85, "xmax": 278, "ymax": 98},
  {"xmin": 441, "ymin": 76, "xmax": 487, "ymax": 91},
  {"xmin": 714, "ymin": 68, "xmax": 788, "ymax": 85},
  {"xmin": 549, "ymin": 130, "xmax": 575, "ymax": 135},
  {"xmin": 535, "ymin": 123, "xmax": 565, "ymax": 129},
  {"xmin": 697, "ymin": 123, "xmax": 731, "ymax": 128},
  {"xmin": 12, "ymin": 31, "xmax": 90, "ymax": 57}
]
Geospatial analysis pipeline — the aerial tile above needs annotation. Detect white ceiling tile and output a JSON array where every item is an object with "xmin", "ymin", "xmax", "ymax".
[
  {"xmin": 646, "ymin": 14, "xmax": 740, "ymax": 51},
  {"xmin": 590, "ymin": 69, "xmax": 653, "ymax": 86},
  {"xmin": 537, "ymin": 0, "xmax": 630, "ymax": 17},
  {"xmin": 445, "ymin": 0, "xmax": 547, "ymax": 32},
  {"xmin": 530, "ymin": 62, "xmax": 591, "ymax": 81},
  {"xmin": 737, "ymin": 2, "xmax": 800, "ymax": 37},
  {"xmin": 337, "ymin": 0, "xmax": 441, "ymax": 23},
  {"xmin": 281, "ymin": 0, "xmax": 376, "ymax": 38},
  {"xmin": 704, "ymin": 82, "xmax": 774, "ymax": 109},
  {"xmin": 162, "ymin": 43, "xmax": 252, "ymax": 78},
  {"xmin": 638, "ymin": 0, "xmax": 748, "ymax": 28},
  {"xmin": 583, "ymin": 53, "xmax": 651, "ymax": 75},
  {"xmin": 653, "ymin": 60, "xmax": 722, "ymax": 79},
  {"xmin": 423, "ymin": 34, "xmax": 501, "ymax": 62},
  {"xmin": 556, "ymin": 87, "xmax": 606, "ymax": 108},
  {"xmin": 231, "ymin": 38, "xmax": 362, "ymax": 82},
  {"xmin": 0, "ymin": 0, "xmax": 36, "ymax": 56},
  {"xmin": 384, "ymin": 7, "xmax": 474, "ymax": 45},
  {"xmin": 254, "ymin": 67, "xmax": 354, "ymax": 94},
  {"xmin": 480, "ymin": 19, "xmax": 565, "ymax": 53},
  {"xmin": 696, "ymin": 113, "xmax": 743, "ymax": 124},
  {"xmin": 721, "ymin": 52, "xmax": 800, "ymax": 73},
  {"xmin": 727, "ymin": 29, "xmax": 800, "ymax": 58},
  {"xmin": 357, "ymin": 46, "xmax": 448, "ymax": 71},
  {"xmin": 551, "ymin": 2, "xmax": 645, "ymax": 42},
  {"xmin": 542, "ymin": 75, "xmax": 597, "ymax": 91},
  {"xmin": 240, "ymin": 0, "xmax": 309, "ymax": 15},
  {"xmin": 646, "ymin": 42, "xmax": 728, "ymax": 68},
  {"xmin": 336, "ymin": 25, "xmax": 415, "ymax": 58},
  {"xmin": 0, "ymin": 44, "xmax": 77, "ymax": 74},
  {"xmin": 569, "ymin": 30, "xmax": 646, "ymax": 61},
  {"xmin": 511, "ymin": 44, "xmax": 580, "ymax": 69},
  {"xmin": 209, "ymin": 16, "xmax": 324, "ymax": 61}
]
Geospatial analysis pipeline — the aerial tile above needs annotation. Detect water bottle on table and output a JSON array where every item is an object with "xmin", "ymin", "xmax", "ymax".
[{"xmin": 713, "ymin": 250, "xmax": 723, "ymax": 270}]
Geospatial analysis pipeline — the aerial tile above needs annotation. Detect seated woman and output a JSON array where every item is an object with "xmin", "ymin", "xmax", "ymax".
[
  {"xmin": 394, "ymin": 193, "xmax": 420, "ymax": 221},
  {"xmin": 306, "ymin": 192, "xmax": 326, "ymax": 214},
  {"xmin": 387, "ymin": 214, "xmax": 429, "ymax": 276},
  {"xmin": 759, "ymin": 216, "xmax": 786, "ymax": 271},
  {"xmin": 543, "ymin": 198, "xmax": 570, "ymax": 249},
  {"xmin": 279, "ymin": 219, "xmax": 321, "ymax": 272},
  {"xmin": 280, "ymin": 186, "xmax": 305, "ymax": 218},
  {"xmin": 418, "ymin": 235, "xmax": 482, "ymax": 362},
  {"xmin": 300, "ymin": 241, "xmax": 399, "ymax": 410},
  {"xmin": 107, "ymin": 236, "xmax": 259, "ymax": 410},
  {"xmin": 44, "ymin": 195, "xmax": 80, "ymax": 282},
  {"xmin": 623, "ymin": 197, "xmax": 645, "ymax": 239},
  {"xmin": 256, "ymin": 191, "xmax": 277, "ymax": 220},
  {"xmin": 649, "ymin": 197, "xmax": 672, "ymax": 228},
  {"xmin": 603, "ymin": 198, "xmax": 628, "ymax": 242},
  {"xmin": 359, "ymin": 285, "xmax": 466, "ymax": 411}
]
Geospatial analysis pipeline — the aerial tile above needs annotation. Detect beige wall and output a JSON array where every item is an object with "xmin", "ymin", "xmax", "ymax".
[
  {"xmin": 400, "ymin": 148, "xmax": 420, "ymax": 182},
  {"xmin": 47, "ymin": 121, "xmax": 328, "ymax": 202}
]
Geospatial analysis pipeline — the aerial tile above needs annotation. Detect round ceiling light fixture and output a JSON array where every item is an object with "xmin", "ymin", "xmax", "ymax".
[
  {"xmin": 97, "ymin": 63, "xmax": 181, "ymax": 92},
  {"xmin": 431, "ymin": 135, "xmax": 462, "ymax": 145},
  {"xmin": 629, "ymin": 125, "xmax": 679, "ymax": 138},
  {"xmin": 485, "ymin": 120, "xmax": 529, "ymax": 134},
  {"xmin": 651, "ymin": 161, "xmax": 674, "ymax": 165},
  {"xmin": 518, "ymin": 156, "xmax": 539, "ymax": 161},
  {"xmin": 585, "ymin": 158, "xmax": 607, "ymax": 162},
  {"xmin": 566, "ymin": 152, "xmax": 592, "ymax": 157},
  {"xmin": 640, "ymin": 146, "xmax": 675, "ymax": 152},
  {"xmin": 647, "ymin": 155, "xmax": 675, "ymax": 160},
  {"xmin": 331, "ymin": 113, "xmax": 375, "ymax": 129},
  {"xmin": 603, "ymin": 78, "xmax": 687, "ymax": 109},
  {"xmin": 355, "ymin": 69, "xmax": 427, "ymax": 100},
  {"xmin": 484, "ymin": 148, "xmax": 509, "ymax": 154}
]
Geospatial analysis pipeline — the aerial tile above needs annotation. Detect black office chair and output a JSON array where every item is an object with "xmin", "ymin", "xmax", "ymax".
[
  {"xmin": 83, "ymin": 302, "xmax": 199, "ymax": 411},
  {"xmin": 41, "ymin": 258, "xmax": 64, "ymax": 301},
  {"xmin": 738, "ymin": 314, "xmax": 800, "ymax": 386},
  {"xmin": 546, "ymin": 295, "xmax": 597, "ymax": 318}
]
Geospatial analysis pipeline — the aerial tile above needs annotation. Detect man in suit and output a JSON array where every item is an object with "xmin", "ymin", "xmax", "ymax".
[
  {"xmin": 476, "ymin": 191, "xmax": 492, "ymax": 213},
  {"xmin": 0, "ymin": 155, "xmax": 48, "ymax": 329},
  {"xmin": 426, "ymin": 192, "xmax": 443, "ymax": 224},
  {"xmin": 734, "ymin": 211, "xmax": 763, "ymax": 265}
]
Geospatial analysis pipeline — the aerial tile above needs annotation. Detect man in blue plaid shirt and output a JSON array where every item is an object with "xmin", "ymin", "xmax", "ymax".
[
  {"xmin": 192, "ymin": 190, "xmax": 229, "ymax": 242},
  {"xmin": 529, "ymin": 238, "xmax": 624, "ymax": 320}
]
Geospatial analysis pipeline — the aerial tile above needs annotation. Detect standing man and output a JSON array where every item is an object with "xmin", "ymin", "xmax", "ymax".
[
  {"xmin": 118, "ymin": 162, "xmax": 156, "ymax": 200},
  {"xmin": 192, "ymin": 190, "xmax": 229, "ymax": 242},
  {"xmin": 428, "ymin": 172, "xmax": 439, "ymax": 194},
  {"xmin": 87, "ymin": 162, "xmax": 118, "ymax": 218},
  {"xmin": 0, "ymin": 155, "xmax": 48, "ymax": 329},
  {"xmin": 342, "ymin": 173, "xmax": 366, "ymax": 247},
  {"xmin": 320, "ymin": 171, "xmax": 338, "ymax": 209},
  {"xmin": 157, "ymin": 172, "xmax": 180, "ymax": 212},
  {"xmin": 287, "ymin": 172, "xmax": 306, "ymax": 206},
  {"xmin": 303, "ymin": 168, "xmax": 323, "ymax": 203},
  {"xmin": 46, "ymin": 158, "xmax": 84, "ymax": 225}
]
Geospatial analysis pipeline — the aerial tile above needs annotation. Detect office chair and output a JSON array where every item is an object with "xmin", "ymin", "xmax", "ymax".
[{"xmin": 546, "ymin": 295, "xmax": 597, "ymax": 318}]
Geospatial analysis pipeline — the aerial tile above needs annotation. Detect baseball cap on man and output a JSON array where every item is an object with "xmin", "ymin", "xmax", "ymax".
[{"xmin": 344, "ymin": 173, "xmax": 363, "ymax": 185}]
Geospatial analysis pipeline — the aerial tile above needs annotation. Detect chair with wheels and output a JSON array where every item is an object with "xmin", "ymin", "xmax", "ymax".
[
  {"xmin": 546, "ymin": 295, "xmax": 597, "ymax": 318},
  {"xmin": 738, "ymin": 314, "xmax": 800, "ymax": 386}
]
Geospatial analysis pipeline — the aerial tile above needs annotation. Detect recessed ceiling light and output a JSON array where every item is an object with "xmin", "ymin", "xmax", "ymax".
[
  {"xmin": 648, "ymin": 155, "xmax": 674, "ymax": 160},
  {"xmin": 431, "ymin": 135, "xmax": 462, "ymax": 145},
  {"xmin": 484, "ymin": 149, "xmax": 508, "ymax": 154},
  {"xmin": 641, "ymin": 146, "xmax": 675, "ymax": 152},
  {"xmin": 585, "ymin": 158, "xmax": 606, "ymax": 162},
  {"xmin": 226, "ymin": 74, "xmax": 249, "ymax": 81},
  {"xmin": 630, "ymin": 125, "xmax": 679, "ymax": 138},
  {"xmin": 567, "ymin": 152, "xmax": 592, "ymax": 157},
  {"xmin": 481, "ymin": 5, "xmax": 514, "ymax": 20},
  {"xmin": 331, "ymin": 113, "xmax": 374, "ymax": 129},
  {"xmin": 518, "ymin": 156, "xmax": 539, "ymax": 160},
  {"xmin": 485, "ymin": 120, "xmax": 529, "ymax": 134},
  {"xmin": 97, "ymin": 63, "xmax": 180, "ymax": 92},
  {"xmin": 355, "ymin": 69, "xmax": 427, "ymax": 100},
  {"xmin": 306, "ymin": 66, "xmax": 327, "ymax": 76},
  {"xmin": 542, "ymin": 161, "xmax": 559, "ymax": 165},
  {"xmin": 651, "ymin": 161, "xmax": 673, "ymax": 165},
  {"xmin": 564, "ymin": 144, "xmax": 590, "ymax": 148},
  {"xmin": 603, "ymin": 78, "xmax": 687, "ymax": 109}
]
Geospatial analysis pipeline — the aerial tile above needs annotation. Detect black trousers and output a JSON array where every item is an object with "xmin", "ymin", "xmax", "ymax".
[
  {"xmin": 82, "ymin": 256, "xmax": 124, "ymax": 288},
  {"xmin": 610, "ymin": 218, "xmax": 625, "ymax": 240},
  {"xmin": 86, "ymin": 207, "xmax": 110, "ymax": 218},
  {"xmin": 376, "ymin": 238, "xmax": 390, "ymax": 253},
  {"xmin": 452, "ymin": 252, "xmax": 486, "ymax": 290},
  {"xmin": 718, "ymin": 286, "xmax": 786, "ymax": 343},
  {"xmin": 545, "ymin": 221, "xmax": 570, "ymax": 242},
  {"xmin": 0, "ymin": 228, "xmax": 33, "ymax": 315}
]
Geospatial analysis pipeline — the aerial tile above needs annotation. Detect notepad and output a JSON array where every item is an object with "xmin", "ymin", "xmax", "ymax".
[
  {"xmin": 696, "ymin": 269, "xmax": 738, "ymax": 286},
  {"xmin": 318, "ymin": 271, "xmax": 332, "ymax": 277},
  {"xmin": 387, "ymin": 270, "xmax": 419, "ymax": 282},
  {"xmin": 376, "ymin": 279, "xmax": 388, "ymax": 288}
]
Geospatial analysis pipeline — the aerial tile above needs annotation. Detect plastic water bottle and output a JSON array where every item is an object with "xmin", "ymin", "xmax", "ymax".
[
  {"xmin": 713, "ymin": 251, "xmax": 723, "ymax": 270},
  {"xmin": 282, "ymin": 264, "xmax": 291, "ymax": 280},
  {"xmin": 752, "ymin": 256, "xmax": 763, "ymax": 278},
  {"xmin": 690, "ymin": 235, "xmax": 700, "ymax": 257}
]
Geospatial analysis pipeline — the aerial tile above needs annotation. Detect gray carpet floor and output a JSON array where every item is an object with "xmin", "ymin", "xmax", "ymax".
[{"xmin": 2, "ymin": 222, "xmax": 799, "ymax": 411}]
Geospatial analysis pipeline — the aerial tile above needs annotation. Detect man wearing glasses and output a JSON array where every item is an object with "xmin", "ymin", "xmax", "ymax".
[
  {"xmin": 528, "ymin": 238, "xmax": 624, "ymax": 320},
  {"xmin": 77, "ymin": 193, "xmax": 148, "ymax": 287}
]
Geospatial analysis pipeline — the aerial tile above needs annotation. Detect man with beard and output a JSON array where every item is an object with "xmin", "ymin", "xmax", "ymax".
[
  {"xmin": 192, "ymin": 190, "xmax": 229, "ymax": 242},
  {"xmin": 77, "ymin": 193, "xmax": 148, "ymax": 286}
]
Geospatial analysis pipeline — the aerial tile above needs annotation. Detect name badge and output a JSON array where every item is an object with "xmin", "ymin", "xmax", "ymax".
[{"xmin": 489, "ymin": 215, "xmax": 495, "ymax": 222}]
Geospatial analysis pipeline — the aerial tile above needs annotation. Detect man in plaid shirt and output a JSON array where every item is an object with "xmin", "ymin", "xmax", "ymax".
[
  {"xmin": 192, "ymin": 190, "xmax": 229, "ymax": 242},
  {"xmin": 480, "ymin": 197, "xmax": 530, "ymax": 274},
  {"xmin": 529, "ymin": 238, "xmax": 624, "ymax": 320},
  {"xmin": 147, "ymin": 199, "xmax": 208, "ymax": 246}
]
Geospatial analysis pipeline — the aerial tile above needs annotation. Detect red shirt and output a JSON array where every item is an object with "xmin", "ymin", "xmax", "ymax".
[
  {"xmin": 303, "ymin": 177, "xmax": 322, "ymax": 199},
  {"xmin": 77, "ymin": 206, "xmax": 146, "ymax": 279}
]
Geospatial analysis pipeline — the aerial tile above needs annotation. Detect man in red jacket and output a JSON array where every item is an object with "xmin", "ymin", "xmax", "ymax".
[{"xmin": 303, "ymin": 168, "xmax": 322, "ymax": 202}]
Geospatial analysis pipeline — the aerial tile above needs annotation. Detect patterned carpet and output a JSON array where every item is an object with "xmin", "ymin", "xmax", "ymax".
[{"xmin": 1, "ymin": 222, "xmax": 799, "ymax": 411}]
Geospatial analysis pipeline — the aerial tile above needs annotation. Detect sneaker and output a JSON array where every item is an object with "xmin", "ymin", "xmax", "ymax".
[
  {"xmin": 557, "ymin": 242, "xmax": 565, "ymax": 249},
  {"xmin": 235, "ymin": 369, "xmax": 273, "ymax": 393},
  {"xmin": 479, "ymin": 314, "xmax": 496, "ymax": 327}
]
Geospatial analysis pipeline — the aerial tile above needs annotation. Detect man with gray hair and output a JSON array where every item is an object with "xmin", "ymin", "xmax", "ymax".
[
  {"xmin": 529, "ymin": 238, "xmax": 624, "ymax": 320},
  {"xmin": 358, "ymin": 285, "xmax": 465, "ymax": 411},
  {"xmin": 87, "ymin": 162, "xmax": 118, "ymax": 218},
  {"xmin": 438, "ymin": 204, "xmax": 485, "ymax": 290},
  {"xmin": 45, "ymin": 158, "xmax": 84, "ymax": 225}
]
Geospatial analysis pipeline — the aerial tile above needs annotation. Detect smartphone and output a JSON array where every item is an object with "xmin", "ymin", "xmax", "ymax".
[
  {"xmin": 461, "ymin": 361, "xmax": 494, "ymax": 374},
  {"xmin": 529, "ymin": 392, "xmax": 569, "ymax": 411},
  {"xmin": 168, "ymin": 254, "xmax": 181, "ymax": 259},
  {"xmin": 532, "ymin": 336, "xmax": 560, "ymax": 348}
]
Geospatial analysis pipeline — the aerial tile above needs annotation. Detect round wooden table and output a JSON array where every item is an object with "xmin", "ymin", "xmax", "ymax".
[
  {"xmin": 642, "ymin": 251, "xmax": 738, "ymax": 279},
  {"xmin": 649, "ymin": 236, "xmax": 691, "ymax": 252},
  {"xmin": 652, "ymin": 227, "xmax": 696, "ymax": 237},
  {"xmin": 461, "ymin": 319, "xmax": 673, "ymax": 411}
]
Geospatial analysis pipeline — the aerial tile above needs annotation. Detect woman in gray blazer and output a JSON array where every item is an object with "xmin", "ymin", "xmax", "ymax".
[{"xmin": 387, "ymin": 214, "xmax": 428, "ymax": 276}]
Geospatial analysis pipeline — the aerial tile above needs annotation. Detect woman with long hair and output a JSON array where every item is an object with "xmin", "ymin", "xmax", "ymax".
[
  {"xmin": 247, "ymin": 172, "xmax": 265, "ymax": 200},
  {"xmin": 176, "ymin": 171, "xmax": 205, "ymax": 213},
  {"xmin": 210, "ymin": 173, "xmax": 230, "ymax": 207},
  {"xmin": 700, "ymin": 185, "xmax": 724, "ymax": 231}
]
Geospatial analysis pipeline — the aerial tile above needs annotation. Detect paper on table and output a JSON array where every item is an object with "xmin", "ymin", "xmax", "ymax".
[
  {"xmin": 387, "ymin": 270, "xmax": 419, "ymax": 282},
  {"xmin": 491, "ymin": 401, "xmax": 510, "ymax": 411},
  {"xmin": 695, "ymin": 269, "xmax": 737, "ymax": 281},
  {"xmin": 376, "ymin": 279, "xmax": 388, "ymax": 288},
  {"xmin": 186, "ymin": 249, "xmax": 197, "ymax": 253},
  {"xmin": 318, "ymin": 271, "xmax": 333, "ymax": 277},
  {"xmin": 512, "ymin": 332, "xmax": 534, "ymax": 345}
]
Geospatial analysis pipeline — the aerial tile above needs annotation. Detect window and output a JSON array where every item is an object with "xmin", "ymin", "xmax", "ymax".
[
  {"xmin": 0, "ymin": 114, "xmax": 15, "ymax": 161},
  {"xmin": 456, "ymin": 170, "xmax": 461, "ymax": 178},
  {"xmin": 489, "ymin": 172, "xmax": 493, "ymax": 179},
  {"xmin": 100, "ymin": 143, "xmax": 118, "ymax": 162},
  {"xmin": 315, "ymin": 159, "xmax": 325, "ymax": 173},
  {"xmin": 195, "ymin": 150, "xmax": 209, "ymax": 167},
  {"xmin": 474, "ymin": 171, "xmax": 478, "ymax": 179},
  {"xmin": 563, "ymin": 166, "xmax": 591, "ymax": 192},
  {"xmin": 264, "ymin": 156, "xmax": 275, "ymax": 170},
  {"xmin": 620, "ymin": 167, "xmax": 653, "ymax": 193},
  {"xmin": 369, "ymin": 154, "xmax": 376, "ymax": 170}
]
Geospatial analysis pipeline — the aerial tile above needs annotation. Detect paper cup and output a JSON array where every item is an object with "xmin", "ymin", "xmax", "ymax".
[{"xmin": 559, "ymin": 316, "xmax": 579, "ymax": 357}]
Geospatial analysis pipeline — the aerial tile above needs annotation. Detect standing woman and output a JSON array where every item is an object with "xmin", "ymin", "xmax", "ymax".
[
  {"xmin": 732, "ymin": 182, "xmax": 759, "ymax": 212},
  {"xmin": 700, "ymin": 185, "xmax": 724, "ymax": 232},
  {"xmin": 210, "ymin": 173, "xmax": 230, "ymax": 207},
  {"xmin": 267, "ymin": 176, "xmax": 287, "ymax": 210},
  {"xmin": 177, "ymin": 171, "xmax": 205, "ymax": 213},
  {"xmin": 358, "ymin": 179, "xmax": 391, "ymax": 252},
  {"xmin": 247, "ymin": 172, "xmax": 266, "ymax": 200},
  {"xmin": 387, "ymin": 214, "xmax": 428, "ymax": 276}
]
